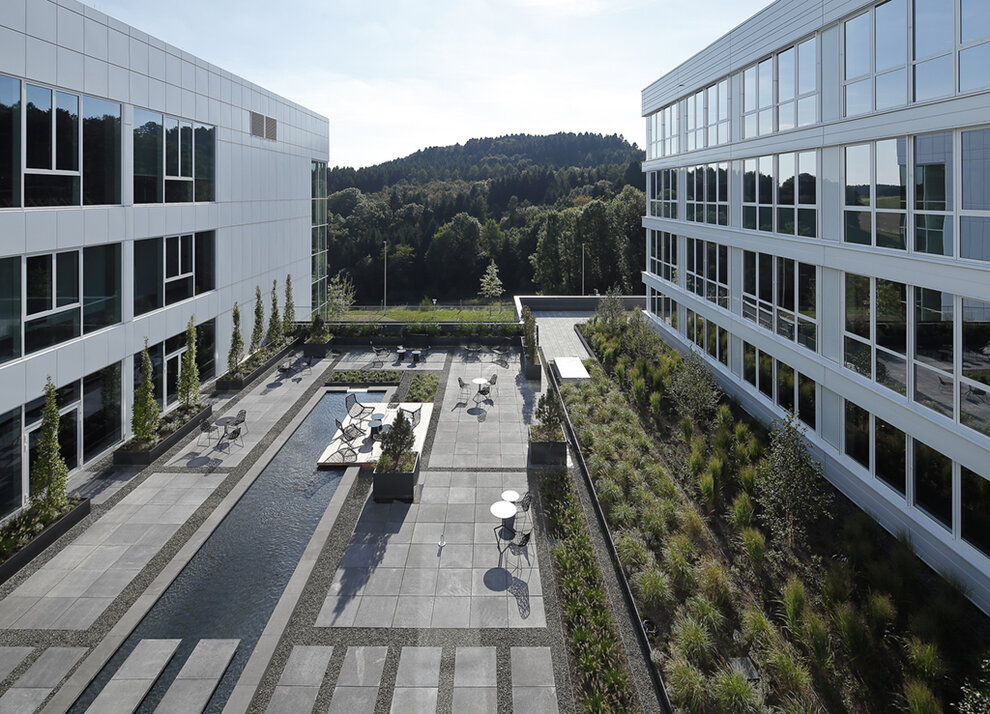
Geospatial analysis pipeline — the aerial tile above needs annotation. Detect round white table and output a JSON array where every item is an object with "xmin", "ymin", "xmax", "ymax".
[
  {"xmin": 501, "ymin": 489, "xmax": 520, "ymax": 503},
  {"xmin": 490, "ymin": 500, "xmax": 517, "ymax": 532},
  {"xmin": 472, "ymin": 377, "xmax": 490, "ymax": 400}
]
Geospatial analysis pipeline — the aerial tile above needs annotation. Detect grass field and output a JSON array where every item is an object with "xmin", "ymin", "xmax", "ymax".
[{"xmin": 340, "ymin": 305, "xmax": 516, "ymax": 323}]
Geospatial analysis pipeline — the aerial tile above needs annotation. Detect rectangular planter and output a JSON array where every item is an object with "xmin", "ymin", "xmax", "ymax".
[
  {"xmin": 529, "ymin": 440, "xmax": 567, "ymax": 466},
  {"xmin": 325, "ymin": 381, "xmax": 400, "ymax": 389},
  {"xmin": 215, "ymin": 338, "xmax": 302, "ymax": 391},
  {"xmin": 302, "ymin": 340, "xmax": 334, "ymax": 357},
  {"xmin": 0, "ymin": 498, "xmax": 91, "ymax": 586},
  {"xmin": 113, "ymin": 404, "xmax": 213, "ymax": 465},
  {"xmin": 372, "ymin": 453, "xmax": 421, "ymax": 502},
  {"xmin": 522, "ymin": 346, "xmax": 542, "ymax": 385}
]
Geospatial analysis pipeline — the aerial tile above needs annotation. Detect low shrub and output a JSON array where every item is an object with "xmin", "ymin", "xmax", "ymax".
[
  {"xmin": 406, "ymin": 372, "xmax": 440, "ymax": 402},
  {"xmin": 672, "ymin": 612, "xmax": 717, "ymax": 669},
  {"xmin": 740, "ymin": 527, "xmax": 766, "ymax": 572},
  {"xmin": 614, "ymin": 529, "xmax": 654, "ymax": 577},
  {"xmin": 801, "ymin": 610, "xmax": 832, "ymax": 670},
  {"xmin": 762, "ymin": 640, "xmax": 812, "ymax": 698},
  {"xmin": 823, "ymin": 559, "xmax": 854, "ymax": 607},
  {"xmin": 678, "ymin": 507, "xmax": 706, "ymax": 541},
  {"xmin": 903, "ymin": 678, "xmax": 943, "ymax": 714},
  {"xmin": 731, "ymin": 492, "xmax": 755, "ymax": 530},
  {"xmin": 782, "ymin": 576, "xmax": 808, "ymax": 636},
  {"xmin": 632, "ymin": 568, "xmax": 673, "ymax": 614},
  {"xmin": 330, "ymin": 369, "xmax": 402, "ymax": 383},
  {"xmin": 711, "ymin": 666, "xmax": 765, "ymax": 713},
  {"xmin": 595, "ymin": 478, "xmax": 623, "ymax": 512},
  {"xmin": 695, "ymin": 558, "xmax": 732, "ymax": 608},
  {"xmin": 866, "ymin": 591, "xmax": 897, "ymax": 641},
  {"xmin": 665, "ymin": 656, "xmax": 709, "ymax": 711},
  {"xmin": 739, "ymin": 464, "xmax": 757, "ymax": 495},
  {"xmin": 905, "ymin": 637, "xmax": 946, "ymax": 684},
  {"xmin": 610, "ymin": 502, "xmax": 637, "ymax": 530},
  {"xmin": 834, "ymin": 601, "xmax": 870, "ymax": 665},
  {"xmin": 699, "ymin": 472, "xmax": 716, "ymax": 511},
  {"xmin": 740, "ymin": 606, "xmax": 774, "ymax": 649},
  {"xmin": 686, "ymin": 594, "xmax": 727, "ymax": 637}
]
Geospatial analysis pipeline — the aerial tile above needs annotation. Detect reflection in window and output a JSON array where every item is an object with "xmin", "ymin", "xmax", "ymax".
[
  {"xmin": 875, "ymin": 417, "xmax": 906, "ymax": 494},
  {"xmin": 83, "ymin": 244, "xmax": 121, "ymax": 333},
  {"xmin": 962, "ymin": 466, "xmax": 990, "ymax": 557},
  {"xmin": 82, "ymin": 97, "xmax": 121, "ymax": 206},
  {"xmin": 0, "ymin": 408, "xmax": 20, "ymax": 519},
  {"xmin": 914, "ymin": 438, "xmax": 952, "ymax": 529},
  {"xmin": 844, "ymin": 400, "xmax": 870, "ymax": 468},
  {"xmin": 134, "ymin": 237, "xmax": 163, "ymax": 316},
  {"xmin": 0, "ymin": 258, "xmax": 19, "ymax": 365},
  {"xmin": 915, "ymin": 132, "xmax": 953, "ymax": 255},
  {"xmin": 83, "ymin": 362, "xmax": 121, "ymax": 461},
  {"xmin": 0, "ymin": 74, "xmax": 19, "ymax": 208}
]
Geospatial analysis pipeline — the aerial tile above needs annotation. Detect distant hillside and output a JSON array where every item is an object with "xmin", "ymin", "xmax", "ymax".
[{"xmin": 328, "ymin": 132, "xmax": 643, "ymax": 193}]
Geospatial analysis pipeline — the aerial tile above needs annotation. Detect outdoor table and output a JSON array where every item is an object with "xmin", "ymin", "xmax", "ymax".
[
  {"xmin": 472, "ymin": 377, "xmax": 490, "ymax": 399},
  {"xmin": 490, "ymin": 499, "xmax": 517, "ymax": 532},
  {"xmin": 411, "ymin": 350, "xmax": 422, "ymax": 363},
  {"xmin": 396, "ymin": 346, "xmax": 406, "ymax": 362},
  {"xmin": 369, "ymin": 419, "xmax": 383, "ymax": 438},
  {"xmin": 501, "ymin": 489, "xmax": 520, "ymax": 503}
]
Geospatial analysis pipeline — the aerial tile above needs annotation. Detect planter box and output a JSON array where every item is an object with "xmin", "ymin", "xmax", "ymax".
[
  {"xmin": 113, "ymin": 404, "xmax": 213, "ymax": 465},
  {"xmin": 325, "ymin": 381, "xmax": 400, "ymax": 389},
  {"xmin": 372, "ymin": 453, "xmax": 421, "ymax": 502},
  {"xmin": 0, "ymin": 498, "xmax": 91, "ymax": 586},
  {"xmin": 215, "ymin": 338, "xmax": 302, "ymax": 391},
  {"xmin": 302, "ymin": 340, "xmax": 334, "ymax": 357},
  {"xmin": 529, "ymin": 440, "xmax": 567, "ymax": 466},
  {"xmin": 522, "ymin": 346, "xmax": 542, "ymax": 384}
]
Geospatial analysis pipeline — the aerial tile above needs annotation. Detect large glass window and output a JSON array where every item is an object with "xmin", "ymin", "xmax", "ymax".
[
  {"xmin": 875, "ymin": 417, "xmax": 906, "ymax": 494},
  {"xmin": 914, "ymin": 438, "xmax": 952, "ymax": 528},
  {"xmin": 82, "ymin": 96, "xmax": 121, "ymax": 206},
  {"xmin": 24, "ymin": 251, "xmax": 81, "ymax": 354},
  {"xmin": 686, "ymin": 163, "xmax": 728, "ymax": 226},
  {"xmin": 0, "ymin": 257, "xmax": 19, "ymax": 364},
  {"xmin": 134, "ymin": 233, "xmax": 214, "ymax": 316},
  {"xmin": 845, "ymin": 400, "xmax": 870, "ymax": 468},
  {"xmin": 743, "ymin": 251, "xmax": 817, "ymax": 351},
  {"xmin": 0, "ymin": 408, "xmax": 21, "ymax": 519},
  {"xmin": 915, "ymin": 132, "xmax": 954, "ymax": 256},
  {"xmin": 843, "ymin": 274, "xmax": 908, "ymax": 395},
  {"xmin": 685, "ymin": 238, "xmax": 728, "ymax": 308},
  {"xmin": 134, "ymin": 109, "xmax": 162, "ymax": 203},
  {"xmin": 961, "ymin": 465, "xmax": 990, "ymax": 557},
  {"xmin": 133, "ymin": 237, "xmax": 163, "ymax": 316},
  {"xmin": 196, "ymin": 319, "xmax": 216, "ymax": 381},
  {"xmin": 744, "ymin": 152, "xmax": 817, "ymax": 236},
  {"xmin": 82, "ymin": 244, "xmax": 121, "ymax": 333},
  {"xmin": 648, "ymin": 230, "xmax": 677, "ymax": 283},
  {"xmin": 844, "ymin": 139, "xmax": 908, "ymax": 248},
  {"xmin": 24, "ymin": 85, "xmax": 80, "ymax": 206},
  {"xmin": 961, "ymin": 128, "xmax": 990, "ymax": 262},
  {"xmin": 648, "ymin": 103, "xmax": 679, "ymax": 159},
  {"xmin": 913, "ymin": 0, "xmax": 954, "ymax": 102},
  {"xmin": 134, "ymin": 109, "xmax": 213, "ymax": 204},
  {"xmin": 83, "ymin": 362, "xmax": 121, "ymax": 461},
  {"xmin": 194, "ymin": 124, "xmax": 215, "ymax": 202},
  {"xmin": 844, "ymin": 1, "xmax": 909, "ymax": 115},
  {"xmin": 960, "ymin": 297, "xmax": 990, "ymax": 436},
  {"xmin": 649, "ymin": 168, "xmax": 678, "ymax": 219},
  {"xmin": 0, "ymin": 74, "xmax": 19, "ymax": 208}
]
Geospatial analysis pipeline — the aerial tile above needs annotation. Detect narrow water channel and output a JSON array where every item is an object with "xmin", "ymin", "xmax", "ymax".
[{"xmin": 70, "ymin": 391, "xmax": 381, "ymax": 713}]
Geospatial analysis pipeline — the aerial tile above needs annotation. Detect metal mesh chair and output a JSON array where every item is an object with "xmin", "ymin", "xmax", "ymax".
[
  {"xmin": 346, "ymin": 393, "xmax": 374, "ymax": 422},
  {"xmin": 335, "ymin": 417, "xmax": 366, "ymax": 445}
]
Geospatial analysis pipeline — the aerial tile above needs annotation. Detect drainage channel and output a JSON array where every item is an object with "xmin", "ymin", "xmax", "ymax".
[{"xmin": 69, "ymin": 391, "xmax": 382, "ymax": 713}]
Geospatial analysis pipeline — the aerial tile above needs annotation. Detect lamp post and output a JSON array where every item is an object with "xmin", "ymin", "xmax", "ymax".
[
  {"xmin": 581, "ymin": 243, "xmax": 585, "ymax": 296},
  {"xmin": 383, "ymin": 240, "xmax": 387, "ymax": 316}
]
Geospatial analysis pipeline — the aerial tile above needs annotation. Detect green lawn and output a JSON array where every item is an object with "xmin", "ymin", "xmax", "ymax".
[{"xmin": 340, "ymin": 306, "xmax": 516, "ymax": 323}]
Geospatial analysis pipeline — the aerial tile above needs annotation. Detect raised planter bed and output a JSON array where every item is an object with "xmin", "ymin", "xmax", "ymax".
[
  {"xmin": 215, "ymin": 338, "xmax": 302, "ymax": 391},
  {"xmin": 302, "ymin": 339, "xmax": 334, "ymax": 357},
  {"xmin": 325, "ymin": 381, "xmax": 400, "ymax": 389},
  {"xmin": 113, "ymin": 404, "xmax": 213, "ymax": 465},
  {"xmin": 522, "ymin": 344, "xmax": 542, "ymax": 384},
  {"xmin": 528, "ymin": 439, "xmax": 567, "ymax": 466},
  {"xmin": 330, "ymin": 334, "xmax": 522, "ymax": 348},
  {"xmin": 0, "ymin": 498, "xmax": 91, "ymax": 586},
  {"xmin": 372, "ymin": 452, "xmax": 421, "ymax": 503}
]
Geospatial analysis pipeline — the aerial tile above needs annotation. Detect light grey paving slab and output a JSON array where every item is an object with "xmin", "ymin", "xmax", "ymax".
[
  {"xmin": 511, "ymin": 686, "xmax": 560, "ymax": 714},
  {"xmin": 265, "ymin": 685, "xmax": 321, "ymax": 714},
  {"xmin": 393, "ymin": 647, "xmax": 441, "ymax": 688},
  {"xmin": 451, "ymin": 687, "xmax": 497, "ymax": 713},
  {"xmin": 336, "ymin": 646, "xmax": 388, "ymax": 687},
  {"xmin": 392, "ymin": 596, "xmax": 434, "ymax": 628},
  {"xmin": 87, "ymin": 638, "xmax": 180, "ymax": 714},
  {"xmin": 173, "ymin": 639, "xmax": 239, "ymax": 680},
  {"xmin": 275, "ymin": 645, "xmax": 332, "ymax": 687},
  {"xmin": 154, "ymin": 679, "xmax": 221, "ymax": 714},
  {"xmin": 15, "ymin": 647, "xmax": 87, "ymax": 688},
  {"xmin": 0, "ymin": 647, "xmax": 32, "ymax": 682},
  {"xmin": 328, "ymin": 687, "xmax": 379, "ymax": 714},
  {"xmin": 389, "ymin": 687, "xmax": 438, "ymax": 713},
  {"xmin": 430, "ymin": 597, "xmax": 471, "ymax": 628},
  {"xmin": 0, "ymin": 687, "xmax": 49, "ymax": 714},
  {"xmin": 510, "ymin": 648, "xmax": 555, "ymax": 688},
  {"xmin": 453, "ymin": 647, "xmax": 496, "ymax": 688}
]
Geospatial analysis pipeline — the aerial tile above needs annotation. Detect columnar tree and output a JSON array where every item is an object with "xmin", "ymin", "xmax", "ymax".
[
  {"xmin": 32, "ymin": 377, "xmax": 69, "ymax": 515},
  {"xmin": 132, "ymin": 338, "xmax": 161, "ymax": 441},
  {"xmin": 267, "ymin": 279, "xmax": 282, "ymax": 345},
  {"xmin": 283, "ymin": 274, "xmax": 295, "ymax": 338},
  {"xmin": 479, "ymin": 260, "xmax": 504, "ymax": 316},
  {"xmin": 327, "ymin": 271, "xmax": 356, "ymax": 322},
  {"xmin": 178, "ymin": 316, "xmax": 200, "ymax": 409},
  {"xmin": 227, "ymin": 302, "xmax": 244, "ymax": 373},
  {"xmin": 250, "ymin": 286, "xmax": 264, "ymax": 353}
]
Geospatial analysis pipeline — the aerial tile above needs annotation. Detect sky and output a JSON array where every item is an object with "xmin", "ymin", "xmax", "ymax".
[{"xmin": 88, "ymin": 0, "xmax": 771, "ymax": 168}]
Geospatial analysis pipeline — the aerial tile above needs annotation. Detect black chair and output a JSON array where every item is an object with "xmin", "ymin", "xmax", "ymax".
[
  {"xmin": 495, "ymin": 528, "xmax": 532, "ymax": 557},
  {"xmin": 370, "ymin": 344, "xmax": 390, "ymax": 368},
  {"xmin": 335, "ymin": 417, "xmax": 366, "ymax": 445},
  {"xmin": 233, "ymin": 409, "xmax": 248, "ymax": 434},
  {"xmin": 226, "ymin": 426, "xmax": 244, "ymax": 448},
  {"xmin": 198, "ymin": 420, "xmax": 219, "ymax": 446},
  {"xmin": 346, "ymin": 393, "xmax": 374, "ymax": 422},
  {"xmin": 457, "ymin": 377, "xmax": 471, "ymax": 403}
]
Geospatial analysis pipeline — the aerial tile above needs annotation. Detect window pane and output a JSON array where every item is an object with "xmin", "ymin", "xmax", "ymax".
[
  {"xmin": 82, "ymin": 96, "xmax": 120, "ymax": 206},
  {"xmin": 876, "ymin": 212, "xmax": 906, "ymax": 249},
  {"xmin": 798, "ymin": 373, "xmax": 816, "ymax": 428},
  {"xmin": 165, "ymin": 276, "xmax": 193, "ymax": 305},
  {"xmin": 758, "ymin": 253, "xmax": 773, "ymax": 302},
  {"xmin": 743, "ymin": 251, "xmax": 756, "ymax": 295},
  {"xmin": 877, "ymin": 350, "xmax": 908, "ymax": 394},
  {"xmin": 798, "ymin": 152, "xmax": 816, "ymax": 204},
  {"xmin": 960, "ymin": 42, "xmax": 990, "ymax": 93},
  {"xmin": 165, "ymin": 179, "xmax": 193, "ymax": 203},
  {"xmin": 844, "ymin": 400, "xmax": 870, "ymax": 468},
  {"xmin": 845, "ymin": 13, "xmax": 871, "ymax": 78},
  {"xmin": 962, "ymin": 0, "xmax": 990, "ymax": 43},
  {"xmin": 778, "ymin": 153, "xmax": 795, "ymax": 205},
  {"xmin": 194, "ymin": 124, "xmax": 215, "ymax": 201},
  {"xmin": 179, "ymin": 122, "xmax": 192, "ymax": 178},
  {"xmin": 845, "ymin": 78, "xmax": 872, "ymax": 116},
  {"xmin": 876, "ymin": 0, "xmax": 906, "ymax": 71},
  {"xmin": 133, "ymin": 237, "xmax": 162, "ymax": 316},
  {"xmin": 23, "ymin": 173, "xmax": 78, "ymax": 207},
  {"xmin": 798, "ymin": 263, "xmax": 816, "ymax": 317},
  {"xmin": 165, "ymin": 116, "xmax": 179, "ymax": 176},
  {"xmin": 55, "ymin": 91, "xmax": 78, "ymax": 172},
  {"xmin": 962, "ymin": 128, "xmax": 990, "ymax": 210},
  {"xmin": 196, "ymin": 319, "xmax": 216, "ymax": 380},
  {"xmin": 26, "ymin": 255, "xmax": 52, "ymax": 315},
  {"xmin": 0, "ymin": 258, "xmax": 19, "ymax": 364},
  {"xmin": 0, "ymin": 408, "xmax": 21, "ymax": 519},
  {"xmin": 844, "ymin": 210, "xmax": 871, "ymax": 245},
  {"xmin": 180, "ymin": 234, "xmax": 193, "ymax": 274},
  {"xmin": 744, "ymin": 343, "xmax": 756, "ymax": 385},
  {"xmin": 914, "ymin": 363, "xmax": 954, "ymax": 416},
  {"xmin": 876, "ymin": 279, "xmax": 907, "ymax": 353},
  {"xmin": 777, "ymin": 258, "xmax": 795, "ymax": 311},
  {"xmin": 166, "ymin": 236, "xmax": 178, "ymax": 278},
  {"xmin": 845, "ymin": 144, "xmax": 871, "ymax": 206},
  {"xmin": 845, "ymin": 273, "xmax": 871, "ymax": 338},
  {"xmin": 962, "ymin": 297, "xmax": 990, "ymax": 386},
  {"xmin": 876, "ymin": 69, "xmax": 907, "ymax": 109},
  {"xmin": 743, "ymin": 159, "xmax": 756, "ymax": 203},
  {"xmin": 914, "ymin": 55, "xmax": 953, "ymax": 102},
  {"xmin": 194, "ymin": 231, "xmax": 215, "ymax": 294},
  {"xmin": 875, "ymin": 417, "xmax": 905, "ymax": 493},
  {"xmin": 961, "ymin": 216, "xmax": 990, "ymax": 262},
  {"xmin": 915, "ymin": 214, "xmax": 953, "ymax": 256},
  {"xmin": 914, "ymin": 439, "xmax": 952, "ymax": 528},
  {"xmin": 915, "ymin": 132, "xmax": 953, "ymax": 210},
  {"xmin": 962, "ymin": 466, "xmax": 990, "ymax": 557},
  {"xmin": 876, "ymin": 139, "xmax": 907, "ymax": 209},
  {"xmin": 0, "ymin": 74, "xmax": 19, "ymax": 208},
  {"xmin": 83, "ymin": 362, "xmax": 121, "ymax": 461},
  {"xmin": 133, "ymin": 109, "xmax": 162, "ymax": 203},
  {"xmin": 961, "ymin": 383, "xmax": 990, "ymax": 436},
  {"xmin": 24, "ymin": 308, "xmax": 80, "ymax": 354},
  {"xmin": 758, "ymin": 58, "xmax": 772, "ymax": 109},
  {"xmin": 777, "ymin": 362, "xmax": 795, "ymax": 412},
  {"xmin": 798, "ymin": 96, "xmax": 817, "ymax": 126},
  {"xmin": 55, "ymin": 251, "xmax": 78, "ymax": 307},
  {"xmin": 759, "ymin": 351, "xmax": 773, "ymax": 398},
  {"xmin": 915, "ymin": 287, "xmax": 954, "ymax": 371},
  {"xmin": 26, "ymin": 85, "xmax": 51, "ymax": 170},
  {"xmin": 83, "ymin": 243, "xmax": 121, "ymax": 332},
  {"xmin": 744, "ymin": 67, "xmax": 756, "ymax": 112},
  {"xmin": 778, "ymin": 47, "xmax": 795, "ymax": 101},
  {"xmin": 914, "ymin": 0, "xmax": 953, "ymax": 59},
  {"xmin": 798, "ymin": 38, "xmax": 816, "ymax": 94},
  {"xmin": 845, "ymin": 336, "xmax": 872, "ymax": 376}
]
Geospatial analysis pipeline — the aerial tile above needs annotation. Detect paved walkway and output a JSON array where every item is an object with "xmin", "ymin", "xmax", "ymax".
[{"xmin": 533, "ymin": 311, "xmax": 593, "ymax": 362}]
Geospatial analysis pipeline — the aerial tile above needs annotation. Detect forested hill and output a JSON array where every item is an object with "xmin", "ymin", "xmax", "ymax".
[
  {"xmin": 328, "ymin": 132, "xmax": 642, "ymax": 193},
  {"xmin": 326, "ymin": 133, "xmax": 646, "ymax": 304}
]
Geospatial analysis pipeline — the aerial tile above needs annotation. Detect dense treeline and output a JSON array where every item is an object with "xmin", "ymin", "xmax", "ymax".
[{"xmin": 326, "ymin": 133, "xmax": 646, "ymax": 303}]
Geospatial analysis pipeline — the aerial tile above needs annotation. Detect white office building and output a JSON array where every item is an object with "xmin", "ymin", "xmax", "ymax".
[
  {"xmin": 642, "ymin": 0, "xmax": 990, "ymax": 611},
  {"xmin": 0, "ymin": 0, "xmax": 329, "ymax": 519}
]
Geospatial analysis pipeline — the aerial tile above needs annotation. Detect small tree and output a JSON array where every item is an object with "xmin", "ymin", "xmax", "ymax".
[
  {"xmin": 132, "ymin": 338, "xmax": 161, "ymax": 442},
  {"xmin": 326, "ymin": 271, "xmax": 356, "ymax": 322},
  {"xmin": 479, "ymin": 260, "xmax": 504, "ymax": 316},
  {"xmin": 533, "ymin": 390, "xmax": 566, "ymax": 441},
  {"xmin": 32, "ymin": 377, "xmax": 69, "ymax": 515},
  {"xmin": 268, "ymin": 279, "xmax": 282, "ymax": 345},
  {"xmin": 379, "ymin": 411, "xmax": 416, "ymax": 471},
  {"xmin": 595, "ymin": 287, "xmax": 625, "ymax": 335},
  {"xmin": 250, "ymin": 286, "xmax": 264, "ymax": 353},
  {"xmin": 309, "ymin": 312, "xmax": 327, "ymax": 341},
  {"xmin": 522, "ymin": 306, "xmax": 537, "ymax": 363},
  {"xmin": 283, "ymin": 274, "xmax": 295, "ymax": 338},
  {"xmin": 757, "ymin": 415, "xmax": 833, "ymax": 549},
  {"xmin": 178, "ymin": 316, "xmax": 200, "ymax": 409},
  {"xmin": 669, "ymin": 351, "xmax": 722, "ymax": 428},
  {"xmin": 228, "ymin": 302, "xmax": 244, "ymax": 374}
]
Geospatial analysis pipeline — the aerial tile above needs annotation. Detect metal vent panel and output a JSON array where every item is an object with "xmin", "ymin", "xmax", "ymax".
[
  {"xmin": 265, "ymin": 116, "xmax": 277, "ymax": 141},
  {"xmin": 250, "ymin": 111, "xmax": 265, "ymax": 137}
]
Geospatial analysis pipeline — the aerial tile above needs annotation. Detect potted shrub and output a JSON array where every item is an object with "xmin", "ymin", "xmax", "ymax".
[
  {"xmin": 529, "ymin": 390, "xmax": 567, "ymax": 466},
  {"xmin": 373, "ymin": 411, "xmax": 420, "ymax": 502},
  {"xmin": 521, "ymin": 306, "xmax": 542, "ymax": 384},
  {"xmin": 303, "ymin": 313, "xmax": 334, "ymax": 356}
]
